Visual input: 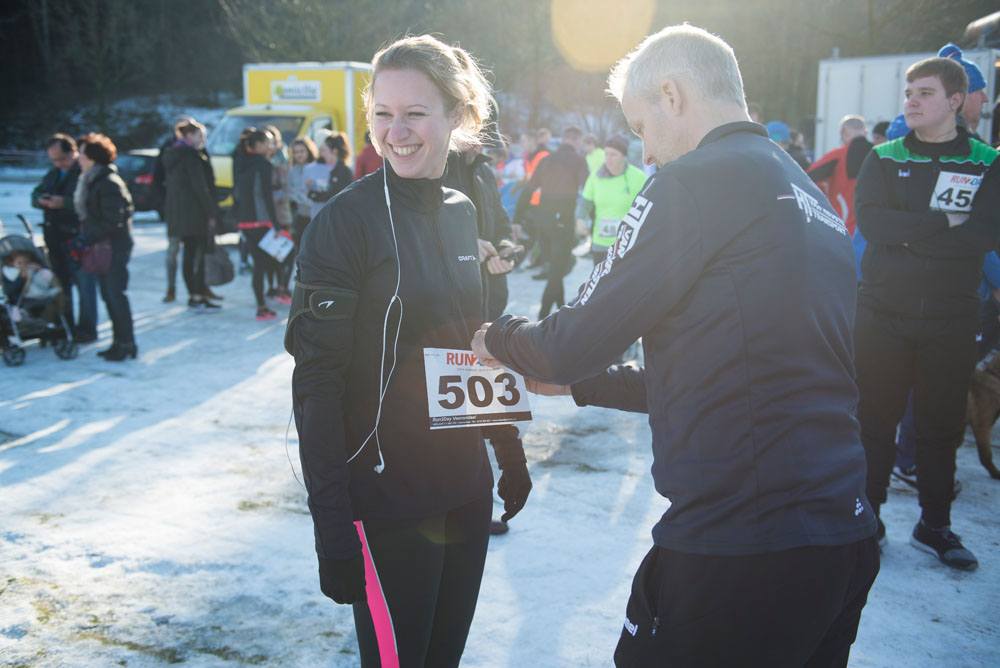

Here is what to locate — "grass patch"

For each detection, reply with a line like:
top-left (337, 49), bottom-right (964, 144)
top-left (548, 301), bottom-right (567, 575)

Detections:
top-left (76, 631), bottom-right (185, 663)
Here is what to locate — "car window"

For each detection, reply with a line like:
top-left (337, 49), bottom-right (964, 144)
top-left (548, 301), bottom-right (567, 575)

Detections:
top-left (309, 117), bottom-right (334, 143)
top-left (116, 155), bottom-right (153, 178)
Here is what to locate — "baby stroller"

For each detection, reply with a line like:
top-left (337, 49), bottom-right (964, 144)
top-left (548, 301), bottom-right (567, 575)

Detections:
top-left (0, 215), bottom-right (78, 366)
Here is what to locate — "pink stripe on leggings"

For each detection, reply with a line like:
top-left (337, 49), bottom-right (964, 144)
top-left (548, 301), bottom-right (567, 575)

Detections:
top-left (356, 521), bottom-right (399, 668)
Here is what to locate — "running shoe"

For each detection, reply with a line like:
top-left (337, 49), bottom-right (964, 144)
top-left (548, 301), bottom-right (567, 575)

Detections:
top-left (910, 520), bottom-right (978, 571)
top-left (489, 519), bottom-right (509, 536)
top-left (256, 307), bottom-right (277, 321)
top-left (189, 299), bottom-right (221, 313)
top-left (274, 293), bottom-right (293, 306)
top-left (891, 464), bottom-right (917, 488)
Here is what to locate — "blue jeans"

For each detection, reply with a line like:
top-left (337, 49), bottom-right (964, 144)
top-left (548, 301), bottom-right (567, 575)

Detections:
top-left (73, 266), bottom-right (99, 339)
top-left (97, 236), bottom-right (135, 345)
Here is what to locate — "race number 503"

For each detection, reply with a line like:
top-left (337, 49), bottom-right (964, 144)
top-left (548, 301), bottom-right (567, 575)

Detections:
top-left (424, 348), bottom-right (533, 430)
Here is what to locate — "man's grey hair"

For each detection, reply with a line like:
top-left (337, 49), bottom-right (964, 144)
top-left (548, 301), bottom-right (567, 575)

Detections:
top-left (839, 115), bottom-right (866, 133)
top-left (608, 24), bottom-right (746, 109)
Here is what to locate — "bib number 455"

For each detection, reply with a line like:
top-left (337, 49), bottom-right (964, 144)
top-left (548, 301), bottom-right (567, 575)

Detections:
top-left (438, 373), bottom-right (521, 409)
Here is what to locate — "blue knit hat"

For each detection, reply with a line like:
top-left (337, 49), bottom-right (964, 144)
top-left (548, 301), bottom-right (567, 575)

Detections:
top-left (886, 114), bottom-right (909, 141)
top-left (766, 121), bottom-right (790, 144)
top-left (937, 43), bottom-right (986, 93)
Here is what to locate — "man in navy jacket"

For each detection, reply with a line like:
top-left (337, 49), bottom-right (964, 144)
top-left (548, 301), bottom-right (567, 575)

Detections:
top-left (473, 25), bottom-right (878, 667)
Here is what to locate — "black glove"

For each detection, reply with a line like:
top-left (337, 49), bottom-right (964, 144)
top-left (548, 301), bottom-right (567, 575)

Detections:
top-left (486, 426), bottom-right (532, 522)
top-left (497, 461), bottom-right (532, 522)
top-left (318, 555), bottom-right (365, 604)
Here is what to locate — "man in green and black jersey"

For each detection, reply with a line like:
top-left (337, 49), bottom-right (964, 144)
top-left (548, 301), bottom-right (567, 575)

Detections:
top-left (854, 56), bottom-right (1000, 571)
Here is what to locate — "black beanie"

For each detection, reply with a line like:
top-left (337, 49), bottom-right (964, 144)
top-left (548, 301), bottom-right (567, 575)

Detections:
top-left (604, 135), bottom-right (630, 156)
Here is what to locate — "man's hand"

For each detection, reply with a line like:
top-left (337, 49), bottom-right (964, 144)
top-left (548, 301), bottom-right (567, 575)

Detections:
top-left (946, 212), bottom-right (969, 228)
top-left (525, 377), bottom-right (571, 396)
top-left (46, 195), bottom-right (65, 209)
top-left (471, 323), bottom-right (502, 368)
top-left (318, 555), bottom-right (366, 605)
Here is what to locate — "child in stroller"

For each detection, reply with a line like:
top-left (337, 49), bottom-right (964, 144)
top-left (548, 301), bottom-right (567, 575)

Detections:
top-left (1, 234), bottom-right (78, 366)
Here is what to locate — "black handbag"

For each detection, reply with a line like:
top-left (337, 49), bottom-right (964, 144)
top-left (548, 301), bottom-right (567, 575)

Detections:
top-left (204, 244), bottom-right (235, 286)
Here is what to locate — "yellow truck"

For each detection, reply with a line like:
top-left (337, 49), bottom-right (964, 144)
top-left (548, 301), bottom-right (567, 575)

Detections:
top-left (205, 61), bottom-right (373, 207)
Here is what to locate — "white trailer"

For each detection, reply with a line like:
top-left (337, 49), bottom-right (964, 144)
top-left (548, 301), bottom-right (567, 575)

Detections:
top-left (814, 49), bottom-right (999, 156)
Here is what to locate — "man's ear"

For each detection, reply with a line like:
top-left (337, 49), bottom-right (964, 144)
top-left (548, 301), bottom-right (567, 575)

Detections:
top-left (950, 92), bottom-right (966, 113)
top-left (659, 78), bottom-right (684, 118)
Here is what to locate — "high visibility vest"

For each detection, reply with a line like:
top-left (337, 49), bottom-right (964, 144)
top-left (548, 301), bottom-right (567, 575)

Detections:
top-left (525, 149), bottom-right (549, 206)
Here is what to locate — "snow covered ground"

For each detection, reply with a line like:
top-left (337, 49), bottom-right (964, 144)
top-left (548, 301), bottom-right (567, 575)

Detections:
top-left (1, 196), bottom-right (999, 666)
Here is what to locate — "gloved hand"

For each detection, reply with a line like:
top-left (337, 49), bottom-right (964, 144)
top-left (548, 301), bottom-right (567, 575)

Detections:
top-left (318, 555), bottom-right (365, 604)
top-left (497, 461), bottom-right (532, 522)
top-left (485, 426), bottom-right (532, 522)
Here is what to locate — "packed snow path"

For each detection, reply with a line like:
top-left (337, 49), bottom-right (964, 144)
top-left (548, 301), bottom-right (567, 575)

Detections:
top-left (1, 218), bottom-right (998, 667)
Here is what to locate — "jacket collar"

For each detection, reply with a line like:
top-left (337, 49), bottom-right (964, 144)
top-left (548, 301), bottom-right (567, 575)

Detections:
top-left (697, 121), bottom-right (769, 149)
top-left (384, 159), bottom-right (444, 214)
top-left (903, 126), bottom-right (971, 158)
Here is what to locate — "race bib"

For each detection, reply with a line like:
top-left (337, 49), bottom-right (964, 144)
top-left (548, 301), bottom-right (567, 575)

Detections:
top-left (930, 171), bottom-right (981, 213)
top-left (423, 348), bottom-right (532, 430)
top-left (598, 218), bottom-right (619, 240)
top-left (258, 229), bottom-right (295, 262)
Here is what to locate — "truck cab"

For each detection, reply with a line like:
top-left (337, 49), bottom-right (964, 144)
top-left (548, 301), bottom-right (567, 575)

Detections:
top-left (208, 61), bottom-right (372, 209)
top-left (206, 104), bottom-right (334, 207)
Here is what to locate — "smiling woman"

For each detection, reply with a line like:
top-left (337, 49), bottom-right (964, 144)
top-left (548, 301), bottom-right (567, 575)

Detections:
top-left (365, 35), bottom-right (495, 179)
top-left (285, 34), bottom-right (532, 668)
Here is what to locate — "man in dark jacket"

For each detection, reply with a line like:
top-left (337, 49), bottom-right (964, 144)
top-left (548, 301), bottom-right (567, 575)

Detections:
top-left (473, 25), bottom-right (878, 667)
top-left (853, 57), bottom-right (1000, 571)
top-left (514, 127), bottom-right (589, 318)
top-left (163, 119), bottom-right (219, 311)
top-left (31, 133), bottom-right (97, 341)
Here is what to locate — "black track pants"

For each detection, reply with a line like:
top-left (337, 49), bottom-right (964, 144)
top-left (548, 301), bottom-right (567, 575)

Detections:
top-left (854, 304), bottom-right (977, 527)
top-left (614, 538), bottom-right (879, 667)
top-left (352, 495), bottom-right (492, 668)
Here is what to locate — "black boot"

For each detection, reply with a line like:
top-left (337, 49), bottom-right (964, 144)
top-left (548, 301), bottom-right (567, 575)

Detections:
top-left (102, 342), bottom-right (138, 361)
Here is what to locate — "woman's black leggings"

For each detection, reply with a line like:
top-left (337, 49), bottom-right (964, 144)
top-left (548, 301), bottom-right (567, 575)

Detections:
top-left (244, 228), bottom-right (275, 307)
top-left (352, 495), bottom-right (492, 668)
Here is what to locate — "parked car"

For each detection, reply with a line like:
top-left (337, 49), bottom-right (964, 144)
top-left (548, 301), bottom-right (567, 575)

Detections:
top-left (116, 149), bottom-right (161, 216)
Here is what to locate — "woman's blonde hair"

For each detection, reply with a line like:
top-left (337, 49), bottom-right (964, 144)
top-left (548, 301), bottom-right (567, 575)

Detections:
top-left (364, 34), bottom-right (495, 151)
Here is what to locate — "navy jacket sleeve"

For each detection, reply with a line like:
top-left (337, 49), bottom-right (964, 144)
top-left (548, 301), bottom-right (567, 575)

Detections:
top-left (486, 172), bottom-right (706, 386)
top-left (571, 365), bottom-right (647, 413)
top-left (855, 152), bottom-right (949, 245)
top-left (288, 205), bottom-right (366, 561)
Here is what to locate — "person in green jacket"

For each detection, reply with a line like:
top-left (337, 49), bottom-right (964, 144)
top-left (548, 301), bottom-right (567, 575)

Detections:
top-left (582, 135), bottom-right (647, 264)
